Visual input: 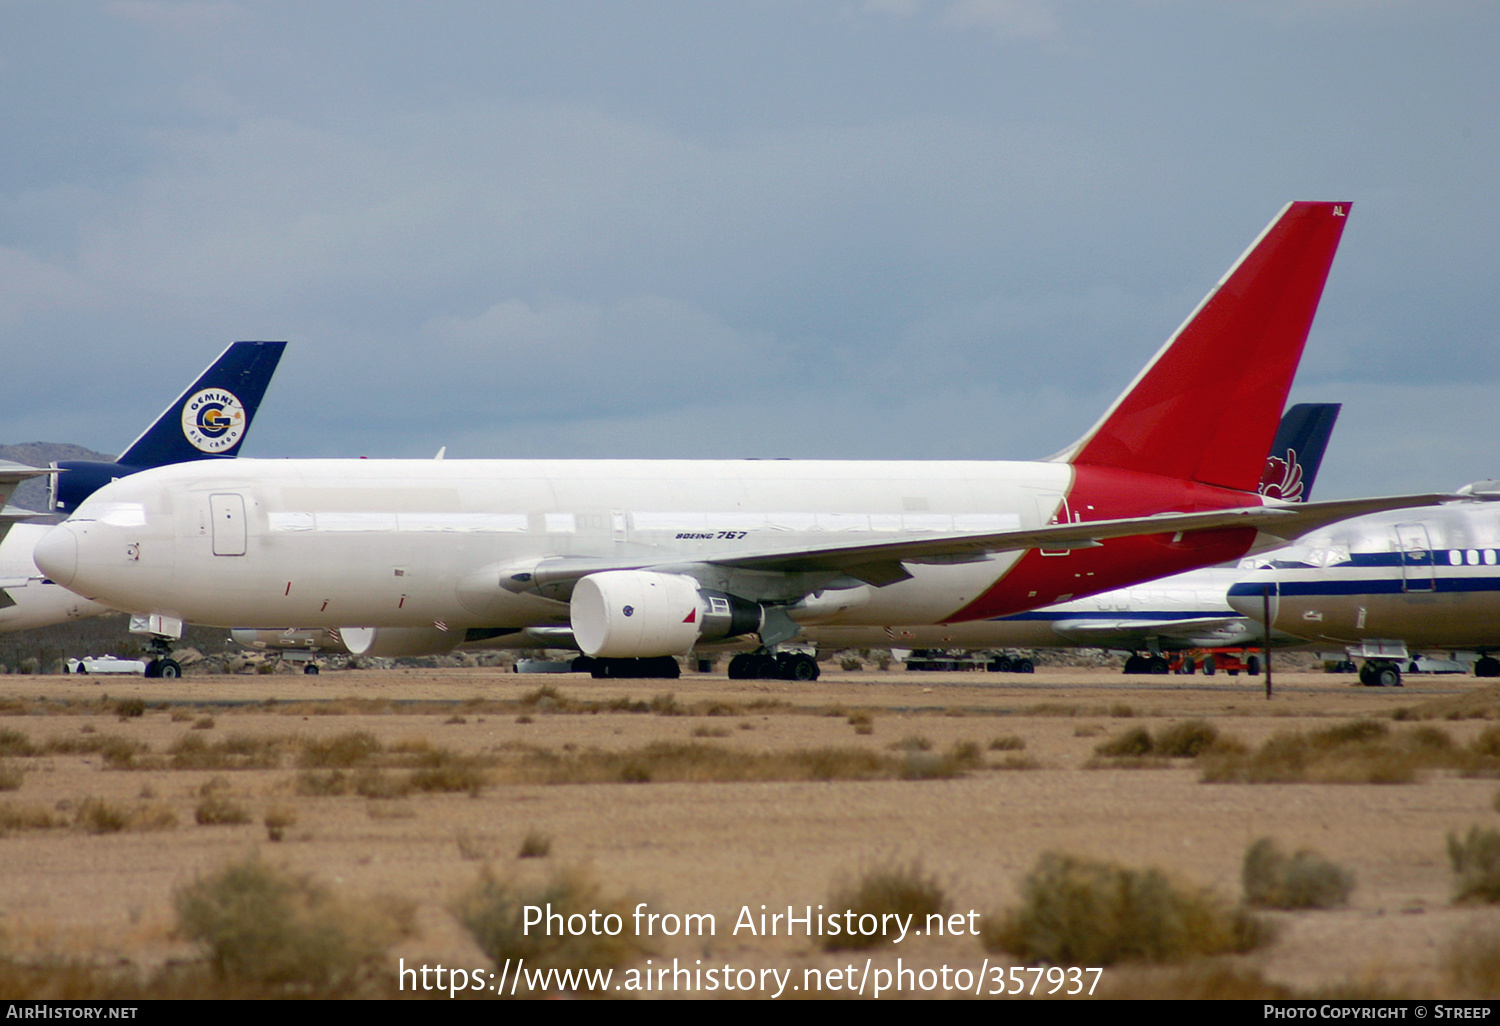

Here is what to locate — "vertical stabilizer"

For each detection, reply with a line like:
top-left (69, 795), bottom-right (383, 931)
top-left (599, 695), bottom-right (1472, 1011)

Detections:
top-left (1062, 203), bottom-right (1350, 493)
top-left (116, 340), bottom-right (286, 466)
top-left (1260, 402), bottom-right (1341, 503)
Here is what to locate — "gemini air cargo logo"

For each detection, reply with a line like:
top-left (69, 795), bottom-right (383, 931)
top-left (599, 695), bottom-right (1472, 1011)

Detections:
top-left (180, 388), bottom-right (247, 453)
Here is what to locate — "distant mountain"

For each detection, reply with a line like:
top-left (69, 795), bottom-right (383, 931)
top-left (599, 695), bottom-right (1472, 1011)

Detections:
top-left (0, 442), bottom-right (113, 513)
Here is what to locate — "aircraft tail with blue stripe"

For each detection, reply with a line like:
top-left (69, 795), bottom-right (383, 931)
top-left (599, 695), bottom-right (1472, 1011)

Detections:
top-left (1259, 402), bottom-right (1340, 504)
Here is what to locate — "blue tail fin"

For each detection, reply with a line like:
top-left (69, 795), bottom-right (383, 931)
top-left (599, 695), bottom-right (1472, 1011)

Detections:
top-left (1259, 402), bottom-right (1340, 503)
top-left (50, 341), bottom-right (286, 511)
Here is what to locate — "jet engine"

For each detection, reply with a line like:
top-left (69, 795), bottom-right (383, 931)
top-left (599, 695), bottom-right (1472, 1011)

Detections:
top-left (570, 571), bottom-right (762, 658)
top-left (339, 626), bottom-right (462, 658)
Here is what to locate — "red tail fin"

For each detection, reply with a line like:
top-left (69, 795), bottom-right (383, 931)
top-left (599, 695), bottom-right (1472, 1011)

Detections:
top-left (1062, 202), bottom-right (1351, 493)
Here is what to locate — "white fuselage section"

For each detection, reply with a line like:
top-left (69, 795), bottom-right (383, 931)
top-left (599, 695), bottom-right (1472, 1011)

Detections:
top-left (0, 523), bottom-right (113, 632)
top-left (41, 457), bottom-right (1074, 633)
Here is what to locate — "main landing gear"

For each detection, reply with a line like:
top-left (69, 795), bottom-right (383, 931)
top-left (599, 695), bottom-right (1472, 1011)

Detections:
top-left (141, 636), bottom-right (182, 679)
top-left (1358, 660), bottom-right (1402, 687)
top-left (727, 651), bottom-right (820, 681)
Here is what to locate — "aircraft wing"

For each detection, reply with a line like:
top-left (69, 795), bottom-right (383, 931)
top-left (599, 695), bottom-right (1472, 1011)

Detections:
top-left (706, 491), bottom-right (1458, 587)
top-left (0, 464), bottom-right (54, 547)
top-left (1050, 615), bottom-right (1256, 649)
top-left (509, 491), bottom-right (1457, 599)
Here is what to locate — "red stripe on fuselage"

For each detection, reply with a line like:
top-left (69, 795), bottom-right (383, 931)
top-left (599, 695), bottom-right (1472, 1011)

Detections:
top-left (946, 464), bottom-right (1261, 622)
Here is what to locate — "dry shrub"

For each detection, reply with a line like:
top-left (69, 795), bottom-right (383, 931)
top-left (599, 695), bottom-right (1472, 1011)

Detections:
top-left (505, 742), bottom-right (943, 785)
top-left (1201, 720), bottom-right (1448, 784)
top-left (354, 768), bottom-right (413, 799)
top-left (1096, 726), bottom-right (1154, 757)
top-left (1241, 838), bottom-right (1354, 909)
top-left (195, 779), bottom-right (251, 826)
top-left (1444, 927), bottom-right (1500, 996)
top-left (1155, 720), bottom-right (1223, 759)
top-left (824, 861), bottom-right (948, 950)
top-left (984, 852), bottom-right (1270, 965)
top-left (691, 725), bottom-right (731, 739)
top-left (263, 805), bottom-right (296, 842)
top-left (170, 733), bottom-right (283, 770)
top-left (1096, 720), bottom-right (1227, 761)
top-left (454, 866), bottom-right (645, 985)
top-left (0, 727), bottom-right (36, 757)
top-left (297, 731), bottom-right (382, 769)
top-left (42, 734), bottom-right (151, 769)
top-left (0, 800), bottom-right (59, 834)
top-left (407, 749), bottom-right (490, 794)
top-left (0, 762), bottom-right (22, 791)
top-left (193, 716), bottom-right (216, 731)
top-left (175, 853), bottom-right (413, 991)
top-left (114, 698), bottom-right (146, 720)
top-left (74, 796), bottom-right (176, 834)
top-left (518, 829), bottom-right (552, 859)
top-left (1449, 826), bottom-right (1500, 903)
top-left (989, 735), bottom-right (1026, 751)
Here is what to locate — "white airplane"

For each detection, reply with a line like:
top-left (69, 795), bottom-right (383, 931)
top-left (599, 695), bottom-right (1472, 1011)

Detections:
top-left (34, 202), bottom-right (1449, 680)
top-left (1227, 486), bottom-right (1500, 687)
top-left (0, 342), bottom-right (285, 638)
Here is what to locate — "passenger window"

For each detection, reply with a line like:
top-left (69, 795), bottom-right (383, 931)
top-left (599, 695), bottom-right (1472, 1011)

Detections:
top-left (1489, 550), bottom-right (1498, 566)
top-left (1450, 550), bottom-right (1463, 566)
top-left (1469, 550), bottom-right (1481, 565)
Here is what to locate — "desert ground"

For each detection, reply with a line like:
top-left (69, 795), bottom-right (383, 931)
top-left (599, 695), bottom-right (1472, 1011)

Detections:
top-left (3, 661), bottom-right (1500, 999)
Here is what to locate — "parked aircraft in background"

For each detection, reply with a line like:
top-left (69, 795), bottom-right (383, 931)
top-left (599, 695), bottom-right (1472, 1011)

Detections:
top-left (805, 403), bottom-right (1341, 675)
top-left (1228, 484), bottom-right (1500, 687)
top-left (0, 342), bottom-right (285, 638)
top-left (38, 202), bottom-right (1447, 680)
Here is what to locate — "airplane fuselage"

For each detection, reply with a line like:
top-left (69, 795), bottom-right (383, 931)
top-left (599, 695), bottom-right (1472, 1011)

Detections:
top-left (1228, 503), bottom-right (1500, 651)
top-left (39, 456), bottom-right (1263, 640)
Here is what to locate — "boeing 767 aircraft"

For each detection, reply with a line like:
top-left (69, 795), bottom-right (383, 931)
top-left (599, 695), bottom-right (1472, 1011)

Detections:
top-left (33, 202), bottom-right (1451, 678)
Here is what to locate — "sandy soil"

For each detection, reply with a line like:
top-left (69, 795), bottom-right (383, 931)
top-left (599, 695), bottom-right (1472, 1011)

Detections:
top-left (2, 663), bottom-right (1499, 999)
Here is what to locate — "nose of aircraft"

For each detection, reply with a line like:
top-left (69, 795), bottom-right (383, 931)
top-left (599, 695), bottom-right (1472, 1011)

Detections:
top-left (34, 523), bottom-right (78, 589)
top-left (1226, 580), bottom-right (1278, 622)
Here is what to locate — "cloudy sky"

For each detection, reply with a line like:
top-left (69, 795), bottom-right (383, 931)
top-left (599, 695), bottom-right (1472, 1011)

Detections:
top-left (2, 1), bottom-right (1496, 500)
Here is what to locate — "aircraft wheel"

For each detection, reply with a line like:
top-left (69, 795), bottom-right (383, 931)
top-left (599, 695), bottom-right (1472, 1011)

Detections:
top-left (1477, 656), bottom-right (1500, 678)
top-left (780, 653), bottom-right (819, 682)
top-left (1123, 655), bottom-right (1145, 675)
top-left (990, 656), bottom-right (1014, 673)
top-left (144, 660), bottom-right (162, 679)
top-left (304, 664), bottom-right (319, 675)
top-left (1147, 656), bottom-right (1170, 675)
top-left (1015, 658), bottom-right (1034, 674)
top-left (648, 656), bottom-right (681, 679)
top-left (571, 656), bottom-right (596, 674)
top-left (158, 659), bottom-right (182, 679)
top-left (727, 654), bottom-right (754, 680)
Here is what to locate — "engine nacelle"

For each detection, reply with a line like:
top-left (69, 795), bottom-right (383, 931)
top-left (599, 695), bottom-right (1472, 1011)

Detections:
top-left (570, 571), bottom-right (762, 658)
top-left (339, 626), bottom-right (462, 658)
